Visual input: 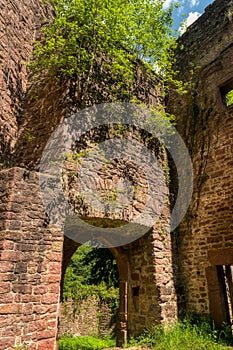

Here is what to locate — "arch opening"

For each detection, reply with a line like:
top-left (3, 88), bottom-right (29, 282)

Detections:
top-left (58, 235), bottom-right (128, 346)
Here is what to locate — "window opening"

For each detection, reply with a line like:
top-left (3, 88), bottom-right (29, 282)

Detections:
top-left (220, 79), bottom-right (233, 107)
top-left (132, 286), bottom-right (140, 297)
top-left (132, 286), bottom-right (140, 311)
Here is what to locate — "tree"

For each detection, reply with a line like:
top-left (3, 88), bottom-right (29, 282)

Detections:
top-left (82, 247), bottom-right (119, 288)
top-left (32, 0), bottom-right (179, 84)
top-left (63, 245), bottom-right (119, 301)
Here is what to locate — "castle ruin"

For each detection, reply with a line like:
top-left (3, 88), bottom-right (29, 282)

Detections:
top-left (0, 0), bottom-right (232, 349)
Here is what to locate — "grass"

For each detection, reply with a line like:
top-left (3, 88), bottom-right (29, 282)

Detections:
top-left (58, 318), bottom-right (233, 350)
top-left (58, 335), bottom-right (115, 350)
top-left (127, 318), bottom-right (233, 350)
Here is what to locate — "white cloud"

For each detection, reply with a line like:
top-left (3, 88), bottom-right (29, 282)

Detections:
top-left (162, 0), bottom-right (174, 10)
top-left (186, 11), bottom-right (201, 26)
top-left (179, 11), bottom-right (201, 34)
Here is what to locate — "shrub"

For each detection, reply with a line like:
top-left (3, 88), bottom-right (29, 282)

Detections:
top-left (127, 318), bottom-right (233, 350)
top-left (59, 335), bottom-right (115, 350)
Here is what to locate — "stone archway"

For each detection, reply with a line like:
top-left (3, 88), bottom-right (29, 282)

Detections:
top-left (0, 2), bottom-right (178, 346)
top-left (59, 235), bottom-right (130, 346)
top-left (0, 101), bottom-right (179, 349)
top-left (55, 121), bottom-right (179, 344)
top-left (0, 117), bottom-right (179, 349)
top-left (59, 220), bottom-right (178, 347)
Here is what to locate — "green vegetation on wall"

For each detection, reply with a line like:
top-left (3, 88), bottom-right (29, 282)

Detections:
top-left (31, 0), bottom-right (180, 91)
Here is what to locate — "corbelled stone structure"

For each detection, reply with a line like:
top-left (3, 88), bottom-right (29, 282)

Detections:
top-left (0, 0), bottom-right (232, 349)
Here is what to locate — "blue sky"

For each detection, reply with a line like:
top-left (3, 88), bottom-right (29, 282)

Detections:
top-left (163, 0), bottom-right (215, 31)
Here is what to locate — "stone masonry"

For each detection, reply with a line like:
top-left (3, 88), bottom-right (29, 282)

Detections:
top-left (0, 1), bottom-right (177, 349)
top-left (168, 0), bottom-right (233, 322)
top-left (0, 167), bottom-right (63, 350)
top-left (0, 0), bottom-right (53, 165)
top-left (0, 0), bottom-right (233, 349)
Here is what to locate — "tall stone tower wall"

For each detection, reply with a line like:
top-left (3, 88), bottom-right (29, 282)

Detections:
top-left (169, 0), bottom-right (233, 322)
top-left (0, 0), bottom-right (52, 164)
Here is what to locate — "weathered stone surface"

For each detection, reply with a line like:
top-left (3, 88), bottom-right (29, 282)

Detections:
top-left (0, 168), bottom-right (62, 350)
top-left (0, 0), bottom-right (232, 349)
top-left (168, 0), bottom-right (233, 320)
top-left (0, 0), bottom-right (52, 167)
top-left (59, 296), bottom-right (114, 338)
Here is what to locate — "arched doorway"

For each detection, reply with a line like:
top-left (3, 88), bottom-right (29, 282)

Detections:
top-left (59, 235), bottom-right (129, 346)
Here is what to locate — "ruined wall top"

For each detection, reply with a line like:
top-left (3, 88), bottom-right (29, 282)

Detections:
top-left (1, 0), bottom-right (233, 169)
top-left (176, 0), bottom-right (233, 74)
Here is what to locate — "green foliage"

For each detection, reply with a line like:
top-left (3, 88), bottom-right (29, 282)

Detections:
top-left (59, 335), bottom-right (115, 350)
top-left (63, 246), bottom-right (119, 297)
top-left (62, 245), bottom-right (119, 315)
top-left (81, 247), bottom-right (119, 288)
top-left (127, 318), bottom-right (233, 350)
top-left (62, 245), bottom-right (93, 301)
top-left (13, 345), bottom-right (29, 350)
top-left (226, 89), bottom-right (233, 106)
top-left (31, 0), bottom-right (180, 86)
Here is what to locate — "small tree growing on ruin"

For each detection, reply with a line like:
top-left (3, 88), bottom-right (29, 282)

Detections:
top-left (31, 0), bottom-right (180, 93)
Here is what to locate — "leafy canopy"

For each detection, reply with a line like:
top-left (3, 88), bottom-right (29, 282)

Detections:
top-left (32, 0), bottom-right (179, 82)
top-left (63, 245), bottom-right (119, 302)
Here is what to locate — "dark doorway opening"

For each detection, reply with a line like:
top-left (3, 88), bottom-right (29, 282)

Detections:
top-left (207, 264), bottom-right (233, 328)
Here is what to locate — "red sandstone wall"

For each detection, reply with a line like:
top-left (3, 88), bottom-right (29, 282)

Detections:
top-left (0, 168), bottom-right (63, 350)
top-left (175, 0), bottom-right (233, 73)
top-left (1, 0), bottom-right (232, 347)
top-left (126, 226), bottom-right (177, 336)
top-left (0, 0), bottom-right (51, 164)
top-left (0, 2), bottom-right (176, 343)
top-left (169, 0), bottom-right (233, 319)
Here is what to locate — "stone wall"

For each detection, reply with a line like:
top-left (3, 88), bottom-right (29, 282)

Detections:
top-left (0, 167), bottom-right (63, 350)
top-left (0, 1), bottom-right (177, 345)
top-left (1, 0), bottom-right (233, 348)
top-left (59, 296), bottom-right (114, 338)
top-left (168, 0), bottom-right (233, 320)
top-left (0, 165), bottom-right (177, 348)
top-left (60, 122), bottom-right (178, 340)
top-left (13, 72), bottom-right (163, 170)
top-left (174, 0), bottom-right (233, 73)
top-left (124, 227), bottom-right (177, 337)
top-left (0, 0), bottom-right (52, 165)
